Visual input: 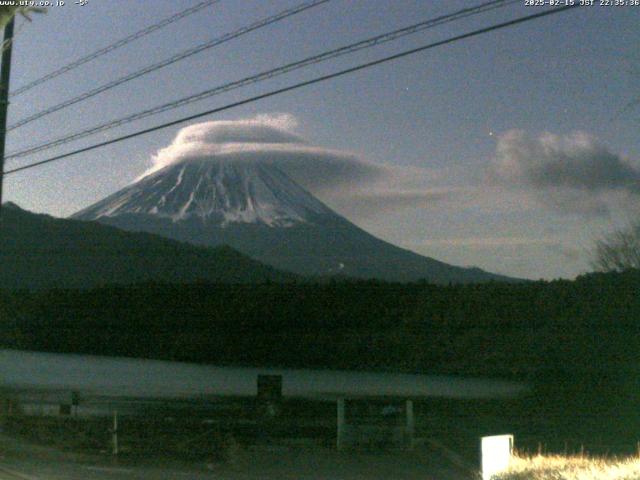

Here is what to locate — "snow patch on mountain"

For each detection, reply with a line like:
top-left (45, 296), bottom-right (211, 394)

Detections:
top-left (73, 158), bottom-right (335, 227)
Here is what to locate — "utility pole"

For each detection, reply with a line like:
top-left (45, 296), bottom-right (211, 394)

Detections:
top-left (0, 17), bottom-right (15, 218)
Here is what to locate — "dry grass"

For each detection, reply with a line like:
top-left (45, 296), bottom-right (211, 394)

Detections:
top-left (493, 453), bottom-right (640, 480)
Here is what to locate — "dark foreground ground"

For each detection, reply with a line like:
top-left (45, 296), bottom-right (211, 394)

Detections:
top-left (0, 433), bottom-right (476, 480)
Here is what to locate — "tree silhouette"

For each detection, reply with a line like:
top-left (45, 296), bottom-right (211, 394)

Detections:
top-left (592, 222), bottom-right (640, 272)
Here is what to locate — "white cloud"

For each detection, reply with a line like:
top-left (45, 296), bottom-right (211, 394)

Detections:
top-left (142, 114), bottom-right (385, 187)
top-left (487, 130), bottom-right (640, 217)
top-left (140, 114), bottom-right (448, 217)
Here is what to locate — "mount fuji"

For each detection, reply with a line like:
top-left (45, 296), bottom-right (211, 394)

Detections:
top-left (73, 157), bottom-right (511, 283)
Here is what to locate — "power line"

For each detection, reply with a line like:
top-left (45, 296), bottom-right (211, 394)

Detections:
top-left (4, 4), bottom-right (579, 177)
top-left (6, 0), bottom-right (513, 157)
top-left (7, 0), bottom-right (330, 131)
top-left (9, 0), bottom-right (221, 98)
top-left (6, 0), bottom-right (517, 160)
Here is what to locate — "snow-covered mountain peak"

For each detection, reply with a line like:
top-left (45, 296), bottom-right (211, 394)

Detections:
top-left (72, 158), bottom-right (335, 228)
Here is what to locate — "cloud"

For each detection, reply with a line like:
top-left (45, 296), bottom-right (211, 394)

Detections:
top-left (141, 114), bottom-right (448, 217)
top-left (334, 188), bottom-right (466, 219)
top-left (488, 130), bottom-right (640, 216)
top-left (410, 236), bottom-right (561, 248)
top-left (168, 114), bottom-right (303, 147)
top-left (142, 114), bottom-right (386, 190)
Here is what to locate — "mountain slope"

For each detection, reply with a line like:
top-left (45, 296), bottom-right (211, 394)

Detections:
top-left (73, 158), bottom-right (514, 283)
top-left (0, 202), bottom-right (296, 290)
top-left (74, 159), bottom-right (334, 227)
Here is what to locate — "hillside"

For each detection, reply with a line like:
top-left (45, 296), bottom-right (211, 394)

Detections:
top-left (2, 270), bottom-right (638, 379)
top-left (0, 202), bottom-right (296, 289)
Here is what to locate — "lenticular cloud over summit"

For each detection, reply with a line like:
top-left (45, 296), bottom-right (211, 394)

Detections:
top-left (141, 114), bottom-right (386, 194)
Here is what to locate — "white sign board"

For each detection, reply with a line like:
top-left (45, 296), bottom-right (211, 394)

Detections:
top-left (481, 434), bottom-right (513, 480)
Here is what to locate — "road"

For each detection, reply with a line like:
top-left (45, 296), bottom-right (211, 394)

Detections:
top-left (0, 433), bottom-right (474, 479)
